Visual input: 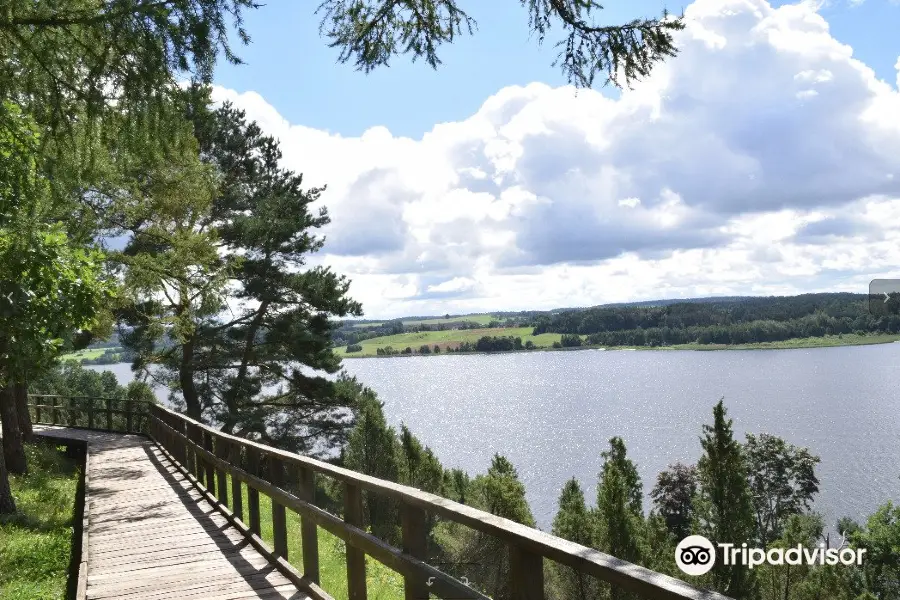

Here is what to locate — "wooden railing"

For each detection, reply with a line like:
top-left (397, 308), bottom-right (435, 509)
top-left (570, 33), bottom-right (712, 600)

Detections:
top-left (28, 394), bottom-right (151, 434)
top-left (27, 396), bottom-right (732, 600)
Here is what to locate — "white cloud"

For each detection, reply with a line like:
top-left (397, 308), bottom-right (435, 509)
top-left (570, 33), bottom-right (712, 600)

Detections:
top-left (212, 0), bottom-right (900, 318)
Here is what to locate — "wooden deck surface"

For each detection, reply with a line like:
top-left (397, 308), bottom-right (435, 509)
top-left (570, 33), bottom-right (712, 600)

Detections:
top-left (34, 426), bottom-right (311, 600)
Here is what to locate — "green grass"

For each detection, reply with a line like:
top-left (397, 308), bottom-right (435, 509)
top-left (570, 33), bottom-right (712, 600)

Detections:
top-left (345, 327), bottom-right (566, 357)
top-left (657, 333), bottom-right (900, 351)
top-left (345, 331), bottom-right (900, 357)
top-left (226, 475), bottom-right (405, 600)
top-left (57, 347), bottom-right (121, 362)
top-left (0, 443), bottom-right (79, 600)
top-left (351, 314), bottom-right (497, 329)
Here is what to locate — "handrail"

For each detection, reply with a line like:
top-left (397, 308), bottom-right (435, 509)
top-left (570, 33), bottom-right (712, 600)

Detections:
top-left (27, 394), bottom-right (152, 434)
top-left (26, 395), bottom-right (733, 600)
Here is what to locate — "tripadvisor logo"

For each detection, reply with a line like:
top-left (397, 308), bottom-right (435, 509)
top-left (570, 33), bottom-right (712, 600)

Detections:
top-left (675, 535), bottom-right (867, 576)
top-left (676, 535), bottom-right (716, 576)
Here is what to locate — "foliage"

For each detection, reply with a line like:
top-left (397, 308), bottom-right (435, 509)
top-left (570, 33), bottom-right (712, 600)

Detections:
top-left (850, 502), bottom-right (900, 599)
top-left (0, 0), bottom-right (258, 138)
top-left (744, 433), bottom-right (820, 547)
top-left (651, 462), bottom-right (697, 541)
top-left (343, 382), bottom-right (402, 543)
top-left (695, 399), bottom-right (757, 598)
top-left (118, 94), bottom-right (362, 453)
top-left (531, 293), bottom-right (900, 348)
top-left (316, 0), bottom-right (684, 88)
top-left (594, 437), bottom-right (643, 599)
top-left (549, 478), bottom-right (599, 600)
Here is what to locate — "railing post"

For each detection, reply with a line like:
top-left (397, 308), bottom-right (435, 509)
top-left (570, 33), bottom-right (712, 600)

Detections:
top-left (87, 398), bottom-right (94, 429)
top-left (229, 441), bottom-right (243, 522)
top-left (509, 546), bottom-right (544, 600)
top-left (344, 482), bottom-right (368, 600)
top-left (214, 434), bottom-right (229, 508)
top-left (105, 398), bottom-right (112, 431)
top-left (68, 396), bottom-right (75, 426)
top-left (189, 423), bottom-right (203, 479)
top-left (202, 429), bottom-right (216, 494)
top-left (51, 396), bottom-right (58, 425)
top-left (270, 456), bottom-right (288, 559)
top-left (181, 420), bottom-right (194, 476)
top-left (298, 466), bottom-right (320, 583)
top-left (401, 503), bottom-right (429, 600)
top-left (35, 399), bottom-right (41, 424)
top-left (126, 400), bottom-right (133, 433)
top-left (246, 447), bottom-right (261, 536)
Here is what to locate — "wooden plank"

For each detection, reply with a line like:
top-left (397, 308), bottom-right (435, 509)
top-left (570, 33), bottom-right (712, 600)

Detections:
top-left (230, 440), bottom-right (244, 522)
top-left (510, 546), bottom-right (544, 600)
top-left (246, 447), bottom-right (261, 536)
top-left (401, 503), bottom-right (429, 600)
top-left (28, 426), bottom-right (312, 600)
top-left (214, 433), bottom-right (230, 509)
top-left (298, 466), bottom-right (320, 583)
top-left (344, 483), bottom-right (367, 600)
top-left (270, 456), bottom-right (288, 559)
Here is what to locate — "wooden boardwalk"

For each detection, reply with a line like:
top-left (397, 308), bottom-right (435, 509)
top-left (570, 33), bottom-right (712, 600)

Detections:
top-left (34, 426), bottom-right (311, 600)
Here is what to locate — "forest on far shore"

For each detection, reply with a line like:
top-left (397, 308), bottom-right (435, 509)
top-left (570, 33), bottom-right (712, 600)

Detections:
top-left (334, 292), bottom-right (900, 353)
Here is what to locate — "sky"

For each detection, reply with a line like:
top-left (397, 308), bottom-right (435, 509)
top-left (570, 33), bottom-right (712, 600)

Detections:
top-left (211, 0), bottom-right (900, 319)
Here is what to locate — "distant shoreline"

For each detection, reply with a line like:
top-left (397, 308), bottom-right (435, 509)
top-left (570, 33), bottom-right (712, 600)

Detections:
top-left (342, 333), bottom-right (900, 358)
top-left (60, 333), bottom-right (900, 365)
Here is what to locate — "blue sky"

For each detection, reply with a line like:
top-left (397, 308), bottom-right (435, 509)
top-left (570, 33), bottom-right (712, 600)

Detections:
top-left (211, 0), bottom-right (900, 318)
top-left (215, 1), bottom-right (900, 138)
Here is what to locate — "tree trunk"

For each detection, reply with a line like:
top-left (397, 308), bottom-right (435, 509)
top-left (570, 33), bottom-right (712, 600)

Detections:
top-left (0, 440), bottom-right (15, 514)
top-left (14, 378), bottom-right (32, 442)
top-left (180, 338), bottom-right (202, 421)
top-left (0, 384), bottom-right (27, 475)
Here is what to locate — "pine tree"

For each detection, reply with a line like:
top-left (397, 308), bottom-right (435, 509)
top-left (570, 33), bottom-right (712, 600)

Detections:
top-left (343, 382), bottom-right (402, 544)
top-left (594, 437), bottom-right (643, 600)
top-left (695, 399), bottom-right (757, 598)
top-left (119, 92), bottom-right (363, 453)
top-left (551, 478), bottom-right (600, 600)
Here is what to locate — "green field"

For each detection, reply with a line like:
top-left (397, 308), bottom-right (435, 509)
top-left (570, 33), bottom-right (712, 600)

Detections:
top-left (660, 333), bottom-right (900, 351)
top-left (343, 331), bottom-right (900, 358)
top-left (0, 443), bottom-right (79, 600)
top-left (57, 347), bottom-right (123, 362)
top-left (344, 327), bottom-right (565, 356)
top-left (351, 314), bottom-right (497, 329)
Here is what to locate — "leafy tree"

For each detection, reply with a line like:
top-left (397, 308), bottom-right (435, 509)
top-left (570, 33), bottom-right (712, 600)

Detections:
top-left (744, 433), bottom-right (820, 547)
top-left (850, 502), bottom-right (900, 599)
top-left (551, 478), bottom-right (600, 600)
top-left (433, 345), bottom-right (440, 354)
top-left (418, 344), bottom-right (431, 354)
top-left (651, 462), bottom-right (698, 541)
top-left (0, 106), bottom-right (112, 497)
top-left (345, 344), bottom-right (363, 353)
top-left (756, 513), bottom-right (824, 600)
top-left (317, 0), bottom-right (684, 88)
top-left (695, 400), bottom-right (757, 598)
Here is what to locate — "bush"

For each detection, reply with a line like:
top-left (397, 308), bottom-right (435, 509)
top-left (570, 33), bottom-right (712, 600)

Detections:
top-left (345, 343), bottom-right (363, 353)
top-left (560, 334), bottom-right (582, 347)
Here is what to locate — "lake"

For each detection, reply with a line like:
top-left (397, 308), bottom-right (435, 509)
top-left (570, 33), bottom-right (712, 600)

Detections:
top-left (89, 343), bottom-right (900, 532)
